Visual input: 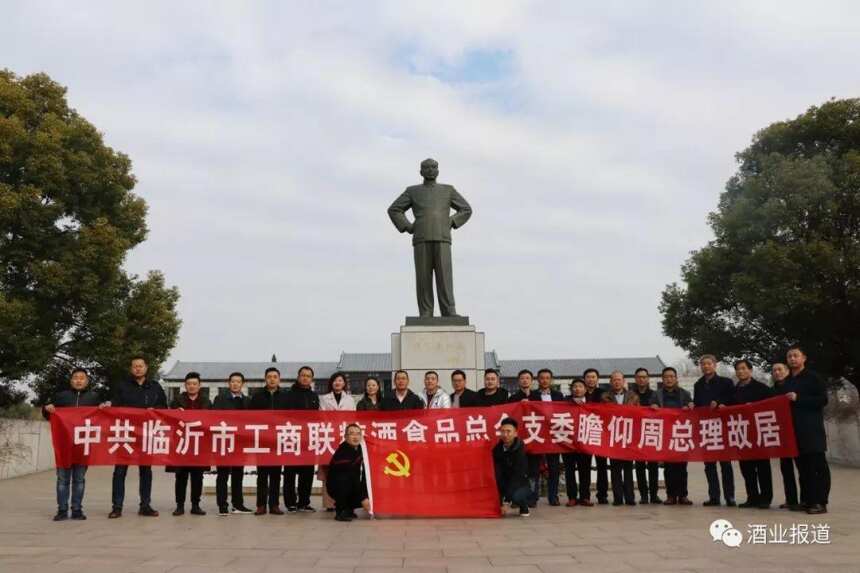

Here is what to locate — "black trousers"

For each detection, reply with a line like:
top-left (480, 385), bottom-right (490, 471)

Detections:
top-left (635, 461), bottom-right (659, 501)
top-left (797, 452), bottom-right (829, 506)
top-left (595, 455), bottom-right (609, 501)
top-left (216, 466), bottom-right (245, 509)
top-left (283, 465), bottom-right (314, 508)
top-left (739, 459), bottom-right (773, 505)
top-left (327, 478), bottom-right (368, 514)
top-left (610, 459), bottom-right (635, 503)
top-left (256, 466), bottom-right (281, 509)
top-left (175, 468), bottom-right (203, 505)
top-left (704, 461), bottom-right (735, 502)
top-left (664, 462), bottom-right (688, 498)
top-left (779, 457), bottom-right (800, 505)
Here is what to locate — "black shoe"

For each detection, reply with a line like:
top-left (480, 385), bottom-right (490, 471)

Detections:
top-left (806, 504), bottom-right (827, 515)
top-left (231, 505), bottom-right (253, 514)
top-left (757, 503), bottom-right (771, 509)
top-left (71, 510), bottom-right (86, 520)
top-left (190, 504), bottom-right (206, 516)
top-left (597, 498), bottom-right (609, 505)
top-left (139, 506), bottom-right (159, 517)
top-left (334, 511), bottom-right (353, 522)
top-left (527, 502), bottom-right (536, 508)
top-left (703, 499), bottom-right (721, 507)
top-left (519, 507), bottom-right (531, 517)
top-left (548, 499), bottom-right (560, 507)
top-left (286, 506), bottom-right (298, 513)
top-left (725, 499), bottom-right (737, 507)
top-left (639, 498), bottom-right (649, 505)
top-left (789, 503), bottom-right (807, 512)
top-left (625, 500), bottom-right (636, 506)
top-left (108, 508), bottom-right (122, 519)
top-left (172, 505), bottom-right (185, 516)
top-left (53, 511), bottom-right (68, 521)
top-left (612, 500), bottom-right (624, 506)
top-left (298, 505), bottom-right (316, 513)
top-left (218, 507), bottom-right (229, 516)
top-left (738, 500), bottom-right (757, 508)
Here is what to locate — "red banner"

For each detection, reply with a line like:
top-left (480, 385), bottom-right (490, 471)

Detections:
top-left (49, 396), bottom-right (797, 468)
top-left (364, 434), bottom-right (500, 518)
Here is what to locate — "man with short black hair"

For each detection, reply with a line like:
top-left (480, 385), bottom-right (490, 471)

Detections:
top-left (107, 356), bottom-right (167, 519)
top-left (213, 372), bottom-right (253, 515)
top-left (450, 369), bottom-right (479, 407)
top-left (492, 418), bottom-right (531, 517)
top-left (694, 354), bottom-right (736, 507)
top-left (424, 370), bottom-right (451, 409)
top-left (249, 366), bottom-right (288, 515)
top-left (582, 368), bottom-right (609, 504)
top-left (43, 367), bottom-right (103, 521)
top-left (169, 372), bottom-right (211, 517)
top-left (564, 379), bottom-right (590, 507)
top-left (655, 367), bottom-right (694, 506)
top-left (632, 368), bottom-right (661, 504)
top-left (478, 368), bottom-right (509, 406)
top-left (732, 359), bottom-right (774, 509)
top-left (381, 370), bottom-right (425, 410)
top-left (283, 366), bottom-right (321, 513)
top-left (529, 369), bottom-right (564, 506)
top-left (508, 369), bottom-right (536, 402)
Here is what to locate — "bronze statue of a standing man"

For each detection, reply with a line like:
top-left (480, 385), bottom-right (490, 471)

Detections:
top-left (388, 159), bottom-right (472, 318)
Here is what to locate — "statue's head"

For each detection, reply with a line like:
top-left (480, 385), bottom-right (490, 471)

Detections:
top-left (420, 158), bottom-right (439, 182)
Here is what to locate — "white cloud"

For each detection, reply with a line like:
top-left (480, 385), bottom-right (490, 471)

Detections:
top-left (3, 0), bottom-right (858, 370)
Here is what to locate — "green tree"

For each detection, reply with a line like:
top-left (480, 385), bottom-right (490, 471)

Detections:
top-left (0, 70), bottom-right (181, 404)
top-left (661, 98), bottom-right (860, 385)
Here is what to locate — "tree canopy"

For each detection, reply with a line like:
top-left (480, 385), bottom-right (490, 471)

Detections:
top-left (0, 70), bottom-right (180, 404)
top-left (661, 98), bottom-right (860, 384)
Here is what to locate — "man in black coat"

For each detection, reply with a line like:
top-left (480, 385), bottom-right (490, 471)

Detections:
top-left (527, 369), bottom-right (564, 506)
top-left (107, 356), bottom-right (167, 519)
top-left (43, 367), bottom-right (103, 521)
top-left (168, 372), bottom-right (211, 516)
top-left (493, 418), bottom-right (531, 517)
top-left (731, 359), bottom-right (774, 509)
top-left (771, 362), bottom-right (802, 509)
top-left (283, 366), bottom-right (321, 512)
top-left (783, 345), bottom-right (830, 514)
top-left (249, 366), bottom-right (289, 515)
top-left (449, 369), bottom-right (479, 407)
top-left (631, 367), bottom-right (662, 504)
top-left (380, 370), bottom-right (426, 410)
top-left (327, 424), bottom-right (370, 521)
top-left (212, 372), bottom-right (253, 515)
top-left (477, 368), bottom-right (509, 406)
top-left (582, 368), bottom-right (609, 504)
top-left (694, 355), bottom-right (736, 507)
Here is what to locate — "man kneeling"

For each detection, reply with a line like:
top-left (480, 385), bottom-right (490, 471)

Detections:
top-left (493, 418), bottom-right (531, 517)
top-left (326, 424), bottom-right (370, 522)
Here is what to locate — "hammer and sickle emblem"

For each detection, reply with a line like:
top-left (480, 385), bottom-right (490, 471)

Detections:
top-left (383, 450), bottom-right (411, 477)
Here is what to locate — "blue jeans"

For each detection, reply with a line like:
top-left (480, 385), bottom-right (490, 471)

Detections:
top-left (508, 485), bottom-right (531, 511)
top-left (56, 465), bottom-right (88, 512)
top-left (112, 465), bottom-right (153, 510)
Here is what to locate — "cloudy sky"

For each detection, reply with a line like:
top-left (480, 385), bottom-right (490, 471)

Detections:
top-left (3, 1), bottom-right (859, 370)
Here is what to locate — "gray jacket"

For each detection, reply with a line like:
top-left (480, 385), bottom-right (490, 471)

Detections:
top-left (388, 183), bottom-right (472, 245)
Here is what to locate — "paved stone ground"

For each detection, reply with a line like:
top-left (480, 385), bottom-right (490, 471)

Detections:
top-left (1, 462), bottom-right (858, 573)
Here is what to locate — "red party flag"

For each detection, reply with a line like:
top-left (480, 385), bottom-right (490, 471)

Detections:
top-left (363, 432), bottom-right (501, 518)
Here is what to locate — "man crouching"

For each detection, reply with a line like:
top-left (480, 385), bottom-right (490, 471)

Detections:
top-left (493, 418), bottom-right (531, 517)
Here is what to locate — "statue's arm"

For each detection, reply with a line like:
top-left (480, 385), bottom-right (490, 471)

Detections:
top-left (449, 187), bottom-right (472, 229)
top-left (387, 189), bottom-right (414, 234)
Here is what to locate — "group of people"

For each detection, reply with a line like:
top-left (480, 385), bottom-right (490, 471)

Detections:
top-left (43, 344), bottom-right (830, 522)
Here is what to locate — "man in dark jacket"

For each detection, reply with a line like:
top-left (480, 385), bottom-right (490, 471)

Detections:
top-left (107, 356), bottom-right (167, 519)
top-left (694, 354), bottom-right (736, 507)
top-left (582, 368), bottom-right (609, 504)
top-left (655, 367), bottom-right (694, 505)
top-left (631, 367), bottom-right (661, 504)
top-left (283, 366), bottom-right (321, 512)
top-left (492, 418), bottom-right (531, 517)
top-left (450, 369), bottom-right (479, 407)
top-left (730, 359), bottom-right (774, 509)
top-left (168, 372), bottom-right (211, 517)
top-left (249, 366), bottom-right (289, 515)
top-left (327, 424), bottom-right (370, 522)
top-left (527, 369), bottom-right (564, 506)
top-left (477, 368), bottom-right (509, 406)
top-left (212, 371), bottom-right (253, 515)
top-left (508, 369), bottom-right (536, 403)
top-left (43, 367), bottom-right (103, 521)
top-left (380, 370), bottom-right (425, 410)
top-left (783, 345), bottom-right (830, 514)
top-left (603, 371), bottom-right (639, 506)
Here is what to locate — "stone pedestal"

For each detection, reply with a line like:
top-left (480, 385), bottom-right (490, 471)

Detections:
top-left (391, 320), bottom-right (486, 395)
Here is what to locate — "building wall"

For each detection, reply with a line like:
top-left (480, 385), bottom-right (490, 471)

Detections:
top-left (0, 419), bottom-right (55, 480)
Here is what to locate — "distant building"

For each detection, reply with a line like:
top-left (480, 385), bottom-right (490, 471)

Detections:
top-left (162, 352), bottom-right (669, 402)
